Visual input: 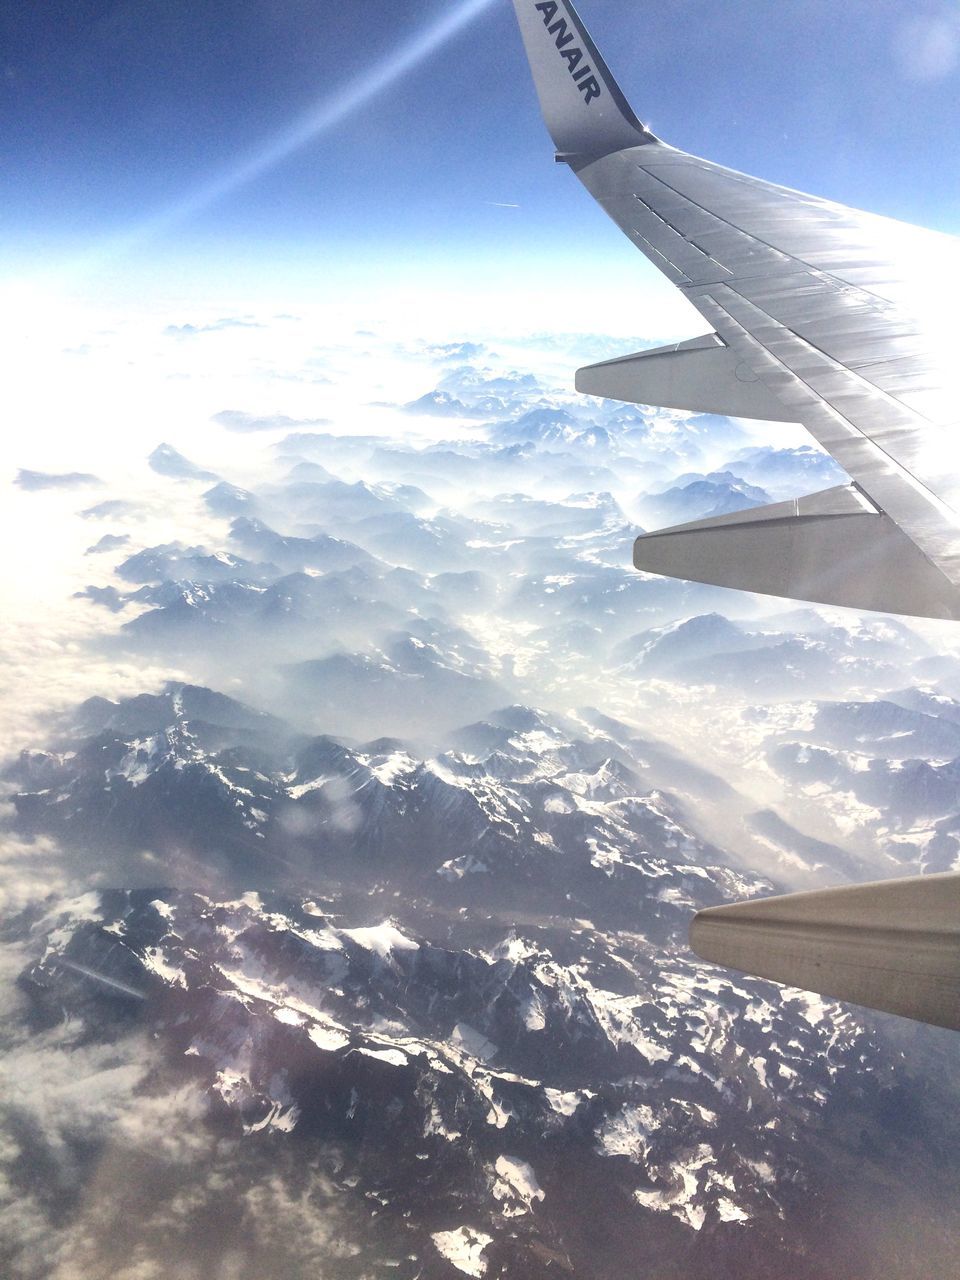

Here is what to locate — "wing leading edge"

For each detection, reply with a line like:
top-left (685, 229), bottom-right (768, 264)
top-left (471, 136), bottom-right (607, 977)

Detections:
top-left (511, 0), bottom-right (960, 620)
top-left (511, 0), bottom-right (960, 1031)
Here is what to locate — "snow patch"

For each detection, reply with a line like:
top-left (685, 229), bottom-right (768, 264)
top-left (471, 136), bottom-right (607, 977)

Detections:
top-left (287, 776), bottom-right (331, 800)
top-left (342, 921), bottom-right (420, 958)
top-left (494, 1154), bottom-right (544, 1212)
top-left (544, 1087), bottom-right (590, 1116)
top-left (307, 1023), bottom-right (350, 1053)
top-left (598, 1103), bottom-right (656, 1163)
top-left (357, 1046), bottom-right (409, 1067)
top-left (717, 1197), bottom-right (750, 1223)
top-left (141, 946), bottom-right (187, 988)
top-left (361, 750), bottom-right (418, 786)
top-left (431, 1227), bottom-right (493, 1278)
top-left (450, 1022), bottom-right (498, 1062)
top-left (633, 1143), bottom-right (716, 1231)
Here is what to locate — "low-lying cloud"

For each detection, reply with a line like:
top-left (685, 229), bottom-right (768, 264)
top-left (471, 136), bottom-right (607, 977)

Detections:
top-left (15, 470), bottom-right (100, 492)
top-left (212, 410), bottom-right (331, 433)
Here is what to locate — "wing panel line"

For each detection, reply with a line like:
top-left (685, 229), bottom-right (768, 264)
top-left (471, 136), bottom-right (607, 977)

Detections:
top-left (694, 289), bottom-right (960, 584)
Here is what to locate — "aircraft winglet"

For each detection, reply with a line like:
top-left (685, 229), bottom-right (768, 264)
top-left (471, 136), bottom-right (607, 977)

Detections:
top-left (511, 0), bottom-right (656, 158)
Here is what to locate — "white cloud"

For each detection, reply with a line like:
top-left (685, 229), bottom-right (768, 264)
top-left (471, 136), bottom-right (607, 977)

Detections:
top-left (0, 1023), bottom-right (228, 1280)
top-left (0, 1033), bottom-right (150, 1162)
top-left (0, 833), bottom-right (68, 915)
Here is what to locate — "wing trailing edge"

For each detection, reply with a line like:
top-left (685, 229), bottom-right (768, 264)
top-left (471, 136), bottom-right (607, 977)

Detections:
top-left (633, 484), bottom-right (960, 619)
top-left (691, 873), bottom-right (960, 1031)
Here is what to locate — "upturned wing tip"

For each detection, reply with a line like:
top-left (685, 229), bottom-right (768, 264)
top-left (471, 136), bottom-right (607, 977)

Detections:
top-left (510, 0), bottom-right (656, 158)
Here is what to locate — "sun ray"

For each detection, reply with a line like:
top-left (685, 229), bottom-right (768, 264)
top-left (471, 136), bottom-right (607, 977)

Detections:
top-left (87, 0), bottom-right (499, 264)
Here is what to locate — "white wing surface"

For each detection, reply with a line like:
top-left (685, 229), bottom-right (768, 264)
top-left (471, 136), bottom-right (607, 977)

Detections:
top-left (512, 0), bottom-right (960, 619)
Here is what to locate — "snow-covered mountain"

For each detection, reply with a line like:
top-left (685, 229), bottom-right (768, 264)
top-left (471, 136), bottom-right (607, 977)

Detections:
top-left (7, 877), bottom-right (886, 1278)
top-left (8, 684), bottom-right (743, 910)
top-left (641, 472), bottom-right (771, 526)
top-left (148, 442), bottom-right (219, 482)
top-left (8, 678), bottom-right (960, 1277)
top-left (7, 334), bottom-right (960, 1280)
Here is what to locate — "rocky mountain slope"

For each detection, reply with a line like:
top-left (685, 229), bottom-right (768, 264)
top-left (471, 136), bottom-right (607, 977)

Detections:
top-left (6, 333), bottom-right (960, 1279)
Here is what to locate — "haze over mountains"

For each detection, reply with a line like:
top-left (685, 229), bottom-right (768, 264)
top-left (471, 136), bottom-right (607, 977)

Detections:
top-left (4, 323), bottom-right (960, 1279)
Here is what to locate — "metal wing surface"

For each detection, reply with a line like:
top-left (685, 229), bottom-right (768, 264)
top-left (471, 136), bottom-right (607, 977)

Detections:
top-left (512, 0), bottom-right (960, 619)
top-left (690, 872), bottom-right (960, 1033)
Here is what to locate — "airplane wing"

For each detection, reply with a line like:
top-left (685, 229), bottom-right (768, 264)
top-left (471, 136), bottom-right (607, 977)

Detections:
top-left (690, 873), bottom-right (960, 1032)
top-left (511, 0), bottom-right (960, 620)
top-left (512, 0), bottom-right (960, 1032)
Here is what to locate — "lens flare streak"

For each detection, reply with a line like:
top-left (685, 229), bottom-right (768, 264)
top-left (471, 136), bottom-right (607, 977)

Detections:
top-left (58, 958), bottom-right (148, 1000)
top-left (114, 0), bottom-right (499, 252)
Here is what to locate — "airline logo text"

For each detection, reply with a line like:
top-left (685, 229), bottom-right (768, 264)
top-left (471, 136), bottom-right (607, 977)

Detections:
top-left (534, 2), bottom-right (602, 104)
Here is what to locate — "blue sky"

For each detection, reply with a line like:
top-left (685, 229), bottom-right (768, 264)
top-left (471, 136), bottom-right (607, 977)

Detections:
top-left (3, 0), bottom-right (959, 300)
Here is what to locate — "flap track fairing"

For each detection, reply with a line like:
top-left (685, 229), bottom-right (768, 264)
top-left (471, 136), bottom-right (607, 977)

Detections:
top-left (576, 334), bottom-right (797, 422)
